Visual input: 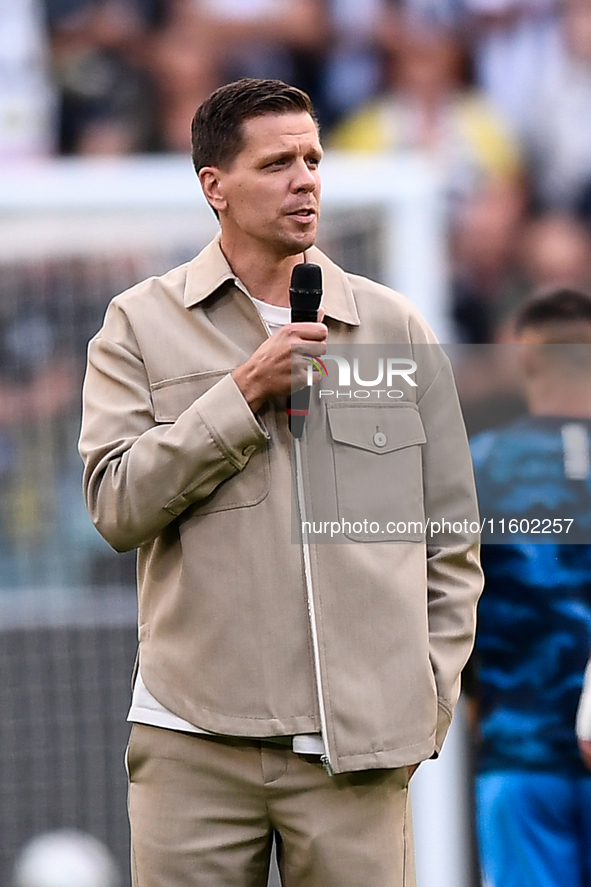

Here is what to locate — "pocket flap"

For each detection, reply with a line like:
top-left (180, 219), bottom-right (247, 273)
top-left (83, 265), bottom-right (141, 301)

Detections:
top-left (326, 403), bottom-right (426, 454)
top-left (151, 370), bottom-right (233, 422)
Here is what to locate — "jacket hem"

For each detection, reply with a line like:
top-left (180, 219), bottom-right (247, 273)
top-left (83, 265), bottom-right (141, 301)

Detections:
top-left (331, 735), bottom-right (437, 774)
top-left (139, 671), bottom-right (321, 738)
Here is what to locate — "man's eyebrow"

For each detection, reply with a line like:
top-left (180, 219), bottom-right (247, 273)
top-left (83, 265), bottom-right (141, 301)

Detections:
top-left (259, 145), bottom-right (323, 166)
top-left (260, 150), bottom-right (293, 164)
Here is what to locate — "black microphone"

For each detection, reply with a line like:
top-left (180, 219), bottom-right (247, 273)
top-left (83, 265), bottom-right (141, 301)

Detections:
top-left (287, 262), bottom-right (323, 438)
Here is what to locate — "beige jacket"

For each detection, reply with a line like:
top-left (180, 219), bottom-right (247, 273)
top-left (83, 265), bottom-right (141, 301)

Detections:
top-left (80, 236), bottom-right (482, 774)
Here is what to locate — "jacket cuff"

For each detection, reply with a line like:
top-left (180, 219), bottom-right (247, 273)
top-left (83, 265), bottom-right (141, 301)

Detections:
top-left (194, 372), bottom-right (269, 471)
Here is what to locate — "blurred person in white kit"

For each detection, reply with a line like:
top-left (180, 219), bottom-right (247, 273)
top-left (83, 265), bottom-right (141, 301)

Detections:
top-left (79, 77), bottom-right (482, 887)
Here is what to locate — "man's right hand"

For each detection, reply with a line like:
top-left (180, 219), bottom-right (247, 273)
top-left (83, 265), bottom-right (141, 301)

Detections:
top-left (232, 321), bottom-right (328, 414)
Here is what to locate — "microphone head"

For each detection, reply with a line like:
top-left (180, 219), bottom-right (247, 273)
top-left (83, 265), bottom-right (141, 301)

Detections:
top-left (290, 263), bottom-right (323, 311)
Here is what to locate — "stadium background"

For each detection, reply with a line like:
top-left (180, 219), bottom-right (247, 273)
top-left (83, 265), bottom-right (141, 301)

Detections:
top-left (4, 0), bottom-right (591, 883)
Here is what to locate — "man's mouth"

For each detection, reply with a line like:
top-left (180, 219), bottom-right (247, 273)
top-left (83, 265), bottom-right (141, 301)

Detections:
top-left (287, 208), bottom-right (316, 220)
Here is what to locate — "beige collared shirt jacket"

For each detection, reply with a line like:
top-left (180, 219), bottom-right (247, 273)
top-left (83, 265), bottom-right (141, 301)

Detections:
top-left (79, 236), bottom-right (483, 775)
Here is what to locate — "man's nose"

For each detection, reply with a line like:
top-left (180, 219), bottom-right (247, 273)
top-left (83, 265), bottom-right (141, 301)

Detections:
top-left (292, 159), bottom-right (318, 192)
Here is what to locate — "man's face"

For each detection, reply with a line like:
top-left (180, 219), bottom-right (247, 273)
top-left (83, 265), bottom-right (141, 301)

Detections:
top-left (203, 112), bottom-right (322, 260)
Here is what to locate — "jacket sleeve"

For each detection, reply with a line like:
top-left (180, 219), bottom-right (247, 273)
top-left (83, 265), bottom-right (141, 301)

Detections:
top-left (79, 299), bottom-right (269, 552)
top-left (416, 345), bottom-right (484, 754)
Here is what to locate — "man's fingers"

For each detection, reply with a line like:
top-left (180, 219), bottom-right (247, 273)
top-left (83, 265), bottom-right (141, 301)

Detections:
top-left (287, 321), bottom-right (328, 341)
top-left (291, 343), bottom-right (327, 360)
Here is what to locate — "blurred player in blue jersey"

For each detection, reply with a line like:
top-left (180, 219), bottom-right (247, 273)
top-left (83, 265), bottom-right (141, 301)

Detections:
top-left (470, 287), bottom-right (591, 887)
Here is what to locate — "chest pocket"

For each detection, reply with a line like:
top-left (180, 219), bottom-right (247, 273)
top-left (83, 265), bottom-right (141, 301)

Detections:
top-left (151, 370), bottom-right (270, 515)
top-left (326, 402), bottom-right (426, 541)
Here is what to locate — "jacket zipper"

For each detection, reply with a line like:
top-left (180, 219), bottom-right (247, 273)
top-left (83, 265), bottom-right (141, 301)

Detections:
top-left (294, 436), bottom-right (334, 776)
top-left (239, 294), bottom-right (335, 773)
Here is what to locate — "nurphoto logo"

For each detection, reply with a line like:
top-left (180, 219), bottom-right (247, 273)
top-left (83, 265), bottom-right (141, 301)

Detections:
top-left (304, 354), bottom-right (417, 400)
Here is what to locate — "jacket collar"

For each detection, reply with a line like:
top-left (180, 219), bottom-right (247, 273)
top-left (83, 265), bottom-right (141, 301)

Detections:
top-left (184, 234), bottom-right (360, 327)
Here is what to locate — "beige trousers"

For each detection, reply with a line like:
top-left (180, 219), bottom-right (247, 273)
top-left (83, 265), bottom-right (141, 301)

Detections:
top-left (127, 723), bottom-right (416, 887)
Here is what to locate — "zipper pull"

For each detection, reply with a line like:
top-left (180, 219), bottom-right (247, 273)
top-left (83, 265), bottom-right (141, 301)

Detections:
top-left (320, 754), bottom-right (334, 777)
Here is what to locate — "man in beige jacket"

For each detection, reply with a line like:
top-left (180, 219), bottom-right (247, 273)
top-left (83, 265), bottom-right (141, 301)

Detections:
top-left (79, 78), bottom-right (482, 887)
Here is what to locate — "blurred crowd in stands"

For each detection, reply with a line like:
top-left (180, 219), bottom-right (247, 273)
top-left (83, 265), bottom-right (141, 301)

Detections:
top-left (3, 9), bottom-right (591, 882)
top-left (4, 0), bottom-right (591, 344)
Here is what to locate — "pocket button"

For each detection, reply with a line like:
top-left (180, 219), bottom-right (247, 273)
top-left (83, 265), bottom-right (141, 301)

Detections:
top-left (373, 431), bottom-right (387, 448)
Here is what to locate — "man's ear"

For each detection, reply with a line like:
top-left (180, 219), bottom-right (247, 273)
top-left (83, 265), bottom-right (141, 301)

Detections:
top-left (199, 167), bottom-right (227, 214)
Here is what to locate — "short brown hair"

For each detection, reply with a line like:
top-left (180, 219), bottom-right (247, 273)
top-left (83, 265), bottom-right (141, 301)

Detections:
top-left (191, 78), bottom-right (317, 175)
top-left (515, 287), bottom-right (591, 340)
top-left (515, 288), bottom-right (591, 373)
